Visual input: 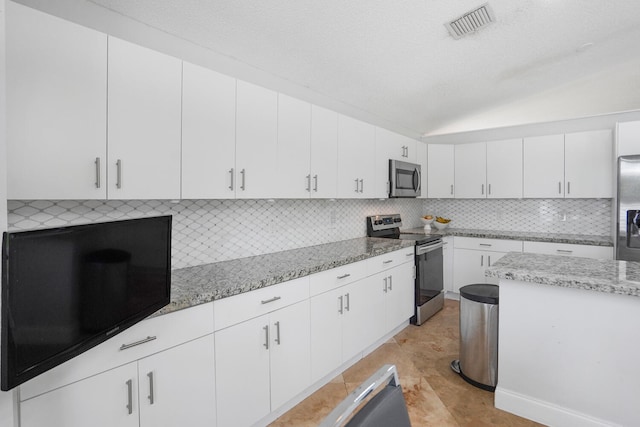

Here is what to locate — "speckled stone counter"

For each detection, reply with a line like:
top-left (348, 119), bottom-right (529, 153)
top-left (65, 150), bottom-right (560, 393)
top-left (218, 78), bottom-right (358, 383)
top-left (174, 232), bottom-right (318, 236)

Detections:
top-left (402, 227), bottom-right (612, 246)
top-left (156, 237), bottom-right (414, 315)
top-left (486, 252), bottom-right (640, 297)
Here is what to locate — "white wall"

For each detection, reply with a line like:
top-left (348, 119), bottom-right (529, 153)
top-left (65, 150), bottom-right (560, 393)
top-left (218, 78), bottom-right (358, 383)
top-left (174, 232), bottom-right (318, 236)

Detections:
top-left (423, 110), bottom-right (640, 145)
top-left (0, 2), bottom-right (16, 425)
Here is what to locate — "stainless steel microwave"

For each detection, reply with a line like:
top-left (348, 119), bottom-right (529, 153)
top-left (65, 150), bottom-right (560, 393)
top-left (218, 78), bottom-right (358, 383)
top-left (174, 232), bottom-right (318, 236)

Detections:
top-left (389, 159), bottom-right (421, 198)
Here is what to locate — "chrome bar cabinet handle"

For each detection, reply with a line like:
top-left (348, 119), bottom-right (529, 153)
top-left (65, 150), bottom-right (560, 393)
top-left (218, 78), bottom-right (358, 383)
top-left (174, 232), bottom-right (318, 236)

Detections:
top-left (388, 275), bottom-right (393, 290)
top-left (481, 184), bottom-right (484, 195)
top-left (355, 178), bottom-right (359, 193)
top-left (450, 184), bottom-right (454, 195)
top-left (383, 277), bottom-right (388, 293)
top-left (337, 273), bottom-right (351, 279)
top-left (228, 168), bottom-right (234, 190)
top-left (344, 293), bottom-right (350, 311)
top-left (120, 336), bottom-right (157, 351)
top-left (116, 159), bottom-right (122, 189)
top-left (567, 181), bottom-right (571, 194)
top-left (263, 325), bottom-right (269, 350)
top-left (126, 379), bottom-right (133, 415)
top-left (338, 295), bottom-right (344, 314)
top-left (558, 181), bottom-right (562, 194)
top-left (147, 372), bottom-right (154, 404)
top-left (480, 255), bottom-right (484, 267)
top-left (274, 321), bottom-right (281, 345)
top-left (261, 296), bottom-right (281, 305)
top-left (313, 175), bottom-right (318, 192)
top-left (306, 174), bottom-right (311, 192)
top-left (488, 183), bottom-right (492, 195)
top-left (359, 179), bottom-right (364, 193)
top-left (94, 157), bottom-right (101, 189)
top-left (240, 168), bottom-right (246, 191)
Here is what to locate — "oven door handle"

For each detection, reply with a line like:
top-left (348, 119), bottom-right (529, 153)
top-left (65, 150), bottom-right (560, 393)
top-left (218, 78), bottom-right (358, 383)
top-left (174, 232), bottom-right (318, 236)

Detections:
top-left (416, 241), bottom-right (445, 255)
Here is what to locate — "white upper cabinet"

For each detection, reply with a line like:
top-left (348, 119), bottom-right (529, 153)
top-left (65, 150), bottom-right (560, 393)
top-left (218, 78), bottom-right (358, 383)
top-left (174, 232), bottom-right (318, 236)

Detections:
top-left (417, 142), bottom-right (428, 199)
top-left (427, 144), bottom-right (455, 198)
top-left (337, 115), bottom-right (375, 198)
top-left (523, 134), bottom-right (565, 198)
top-left (276, 94), bottom-right (312, 199)
top-left (564, 129), bottom-right (613, 198)
top-left (107, 37), bottom-right (182, 200)
top-left (6, 2), bottom-right (107, 200)
top-left (454, 142), bottom-right (486, 198)
top-left (310, 105), bottom-right (338, 199)
top-left (524, 131), bottom-right (612, 199)
top-left (486, 138), bottom-right (523, 198)
top-left (374, 127), bottom-right (418, 198)
top-left (181, 62), bottom-right (236, 199)
top-left (235, 81), bottom-right (278, 199)
top-left (617, 121), bottom-right (640, 157)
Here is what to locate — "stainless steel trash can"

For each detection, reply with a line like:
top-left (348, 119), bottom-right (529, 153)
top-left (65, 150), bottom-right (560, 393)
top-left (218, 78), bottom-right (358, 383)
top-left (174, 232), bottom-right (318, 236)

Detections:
top-left (451, 284), bottom-right (499, 392)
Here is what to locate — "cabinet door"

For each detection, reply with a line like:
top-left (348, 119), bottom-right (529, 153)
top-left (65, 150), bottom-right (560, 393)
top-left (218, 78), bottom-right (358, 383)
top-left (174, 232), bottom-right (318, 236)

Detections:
top-left (337, 115), bottom-right (375, 198)
top-left (310, 105), bottom-right (338, 198)
top-left (384, 263), bottom-right (415, 334)
top-left (235, 81), bottom-right (278, 199)
top-left (107, 37), bottom-right (182, 199)
top-left (20, 363), bottom-right (139, 427)
top-left (487, 138), bottom-right (523, 198)
top-left (442, 237), bottom-right (454, 292)
top-left (276, 94), bottom-right (312, 199)
top-left (452, 249), bottom-right (485, 293)
top-left (455, 142), bottom-right (486, 198)
top-left (564, 130), bottom-right (613, 198)
top-left (310, 288), bottom-right (344, 382)
top-left (215, 314), bottom-right (271, 427)
top-left (343, 277), bottom-right (383, 360)
top-left (270, 300), bottom-right (311, 410)
top-left (417, 142), bottom-right (428, 199)
top-left (138, 335), bottom-right (216, 427)
top-left (427, 144), bottom-right (455, 198)
top-left (7, 2), bottom-right (107, 199)
top-left (523, 134), bottom-right (565, 198)
top-left (181, 62), bottom-right (236, 199)
top-left (617, 121), bottom-right (640, 157)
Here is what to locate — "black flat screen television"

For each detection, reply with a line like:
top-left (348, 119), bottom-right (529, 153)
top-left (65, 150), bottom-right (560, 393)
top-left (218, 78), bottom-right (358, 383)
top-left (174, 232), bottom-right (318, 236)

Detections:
top-left (1, 215), bottom-right (172, 391)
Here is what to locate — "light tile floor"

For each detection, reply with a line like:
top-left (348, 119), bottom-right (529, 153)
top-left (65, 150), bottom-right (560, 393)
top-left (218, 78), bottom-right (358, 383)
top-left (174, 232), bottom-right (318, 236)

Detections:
top-left (271, 299), bottom-right (542, 426)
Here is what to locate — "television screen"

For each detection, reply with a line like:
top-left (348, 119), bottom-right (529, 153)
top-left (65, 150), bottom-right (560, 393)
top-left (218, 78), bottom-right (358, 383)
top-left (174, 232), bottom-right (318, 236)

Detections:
top-left (1, 215), bottom-right (172, 391)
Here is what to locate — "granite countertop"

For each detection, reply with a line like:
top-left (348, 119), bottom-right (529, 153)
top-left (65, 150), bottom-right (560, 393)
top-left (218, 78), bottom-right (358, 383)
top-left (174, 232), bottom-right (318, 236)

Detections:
top-left (486, 252), bottom-right (640, 297)
top-left (156, 237), bottom-right (414, 316)
top-left (402, 227), bottom-right (613, 247)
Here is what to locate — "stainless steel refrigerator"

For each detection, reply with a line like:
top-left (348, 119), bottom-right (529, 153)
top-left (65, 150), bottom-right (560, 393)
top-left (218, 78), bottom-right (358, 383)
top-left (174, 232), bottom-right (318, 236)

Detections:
top-left (617, 155), bottom-right (640, 261)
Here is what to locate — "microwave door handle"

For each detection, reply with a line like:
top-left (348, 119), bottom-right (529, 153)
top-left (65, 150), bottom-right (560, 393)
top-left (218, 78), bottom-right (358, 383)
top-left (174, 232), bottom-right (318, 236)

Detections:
top-left (413, 168), bottom-right (420, 192)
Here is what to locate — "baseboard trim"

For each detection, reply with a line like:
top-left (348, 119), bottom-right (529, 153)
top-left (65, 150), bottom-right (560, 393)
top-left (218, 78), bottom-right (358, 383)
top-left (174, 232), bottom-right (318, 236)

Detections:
top-left (495, 387), bottom-right (622, 427)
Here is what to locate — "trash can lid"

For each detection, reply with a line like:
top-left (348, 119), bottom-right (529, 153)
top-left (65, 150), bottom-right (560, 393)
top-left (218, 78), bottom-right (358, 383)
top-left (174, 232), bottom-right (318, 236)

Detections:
top-left (459, 284), bottom-right (499, 304)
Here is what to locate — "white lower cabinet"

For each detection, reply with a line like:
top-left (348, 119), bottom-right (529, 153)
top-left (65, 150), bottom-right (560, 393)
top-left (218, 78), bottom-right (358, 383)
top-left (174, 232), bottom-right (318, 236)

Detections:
top-left (214, 299), bottom-right (311, 427)
top-left (523, 241), bottom-right (614, 259)
top-left (452, 238), bottom-right (523, 293)
top-left (20, 335), bottom-right (216, 427)
top-left (377, 262), bottom-right (414, 336)
top-left (21, 363), bottom-right (139, 427)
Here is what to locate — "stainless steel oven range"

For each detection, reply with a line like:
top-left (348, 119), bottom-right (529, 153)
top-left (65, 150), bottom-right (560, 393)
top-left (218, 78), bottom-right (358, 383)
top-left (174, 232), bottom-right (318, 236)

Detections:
top-left (366, 214), bottom-right (444, 325)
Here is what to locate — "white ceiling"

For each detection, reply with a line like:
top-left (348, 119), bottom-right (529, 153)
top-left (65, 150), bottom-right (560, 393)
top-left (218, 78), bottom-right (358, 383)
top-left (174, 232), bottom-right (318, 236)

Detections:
top-left (18, 0), bottom-right (640, 137)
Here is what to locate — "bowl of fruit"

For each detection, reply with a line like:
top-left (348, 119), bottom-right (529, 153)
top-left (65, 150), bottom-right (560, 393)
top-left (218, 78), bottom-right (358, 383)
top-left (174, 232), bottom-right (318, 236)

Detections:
top-left (432, 217), bottom-right (452, 230)
top-left (420, 215), bottom-right (434, 226)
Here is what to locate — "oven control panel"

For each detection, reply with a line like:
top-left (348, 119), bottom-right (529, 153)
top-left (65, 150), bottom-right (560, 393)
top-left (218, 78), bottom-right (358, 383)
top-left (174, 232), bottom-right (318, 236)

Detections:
top-left (367, 214), bottom-right (402, 231)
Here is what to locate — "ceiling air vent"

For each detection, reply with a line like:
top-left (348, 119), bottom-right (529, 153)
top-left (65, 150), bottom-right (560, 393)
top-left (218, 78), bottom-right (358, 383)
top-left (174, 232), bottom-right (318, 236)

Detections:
top-left (445, 3), bottom-right (495, 39)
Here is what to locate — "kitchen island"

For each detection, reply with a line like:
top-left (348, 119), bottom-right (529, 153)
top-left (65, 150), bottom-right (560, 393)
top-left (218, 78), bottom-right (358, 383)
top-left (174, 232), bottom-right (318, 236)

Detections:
top-left (486, 253), bottom-right (640, 427)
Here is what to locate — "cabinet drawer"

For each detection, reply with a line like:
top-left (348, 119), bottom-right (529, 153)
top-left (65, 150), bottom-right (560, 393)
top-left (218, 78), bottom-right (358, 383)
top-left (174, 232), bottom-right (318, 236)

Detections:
top-left (214, 277), bottom-right (309, 331)
top-left (454, 237), bottom-right (523, 253)
top-left (523, 241), bottom-right (614, 259)
top-left (20, 302), bottom-right (214, 401)
top-left (309, 259), bottom-right (368, 296)
top-left (368, 247), bottom-right (415, 272)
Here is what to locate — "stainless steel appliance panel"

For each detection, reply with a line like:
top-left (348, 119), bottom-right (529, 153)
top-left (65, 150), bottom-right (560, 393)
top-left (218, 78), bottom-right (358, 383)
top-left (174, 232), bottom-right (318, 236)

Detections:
top-left (414, 240), bottom-right (445, 325)
top-left (617, 155), bottom-right (640, 261)
top-left (389, 160), bottom-right (421, 198)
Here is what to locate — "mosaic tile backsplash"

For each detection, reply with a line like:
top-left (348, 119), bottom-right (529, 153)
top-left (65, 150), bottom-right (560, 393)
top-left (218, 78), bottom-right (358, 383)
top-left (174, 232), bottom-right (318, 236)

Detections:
top-left (7, 198), bottom-right (612, 269)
